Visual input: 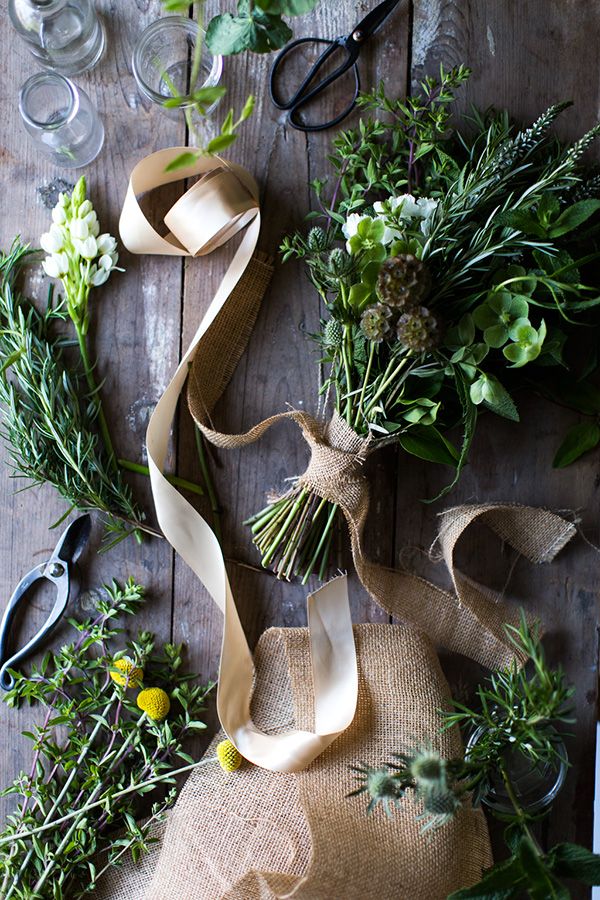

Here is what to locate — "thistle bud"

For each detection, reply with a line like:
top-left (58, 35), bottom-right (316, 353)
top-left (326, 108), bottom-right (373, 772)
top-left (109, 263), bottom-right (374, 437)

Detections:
top-left (307, 226), bottom-right (328, 252)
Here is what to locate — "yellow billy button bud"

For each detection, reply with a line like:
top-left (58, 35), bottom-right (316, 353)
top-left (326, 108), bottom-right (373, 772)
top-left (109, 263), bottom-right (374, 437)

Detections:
top-left (109, 657), bottom-right (143, 688)
top-left (137, 687), bottom-right (171, 721)
top-left (216, 739), bottom-right (243, 772)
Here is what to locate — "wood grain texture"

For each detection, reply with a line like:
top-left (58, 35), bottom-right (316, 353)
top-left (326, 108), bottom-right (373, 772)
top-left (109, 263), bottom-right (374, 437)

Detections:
top-left (0, 0), bottom-right (598, 892)
top-left (408, 1), bottom-right (600, 888)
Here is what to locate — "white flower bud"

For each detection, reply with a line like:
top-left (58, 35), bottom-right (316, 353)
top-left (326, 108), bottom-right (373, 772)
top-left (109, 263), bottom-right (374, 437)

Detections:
top-left (78, 199), bottom-right (93, 217)
top-left (91, 267), bottom-right (110, 286)
top-left (97, 233), bottom-right (117, 255)
top-left (40, 224), bottom-right (65, 254)
top-left (98, 254), bottom-right (114, 271)
top-left (70, 218), bottom-right (89, 240)
top-left (74, 236), bottom-right (98, 260)
top-left (51, 206), bottom-right (67, 225)
top-left (42, 252), bottom-right (69, 278)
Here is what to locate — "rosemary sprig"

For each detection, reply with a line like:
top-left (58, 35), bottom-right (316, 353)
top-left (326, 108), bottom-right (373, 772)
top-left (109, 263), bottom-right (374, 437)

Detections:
top-left (0, 240), bottom-right (153, 545)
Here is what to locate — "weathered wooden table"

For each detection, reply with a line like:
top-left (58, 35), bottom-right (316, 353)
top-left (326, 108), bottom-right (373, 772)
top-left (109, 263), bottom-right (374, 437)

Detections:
top-left (1, 1), bottom-right (599, 896)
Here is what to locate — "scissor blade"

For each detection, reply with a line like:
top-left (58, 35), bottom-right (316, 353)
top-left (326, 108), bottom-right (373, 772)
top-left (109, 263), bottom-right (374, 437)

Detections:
top-left (52, 514), bottom-right (92, 567)
top-left (352, 0), bottom-right (401, 41)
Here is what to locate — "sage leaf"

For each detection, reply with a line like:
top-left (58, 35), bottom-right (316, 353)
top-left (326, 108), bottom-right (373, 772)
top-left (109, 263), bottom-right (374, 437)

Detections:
top-left (399, 424), bottom-right (459, 467)
top-left (553, 420), bottom-right (600, 468)
top-left (548, 199), bottom-right (600, 237)
top-left (549, 842), bottom-right (600, 884)
top-left (447, 855), bottom-right (526, 898)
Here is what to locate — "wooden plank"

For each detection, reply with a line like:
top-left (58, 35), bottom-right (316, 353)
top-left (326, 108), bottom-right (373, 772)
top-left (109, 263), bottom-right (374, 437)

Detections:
top-left (408, 0), bottom-right (600, 885)
top-left (0, 0), bottom-right (184, 815)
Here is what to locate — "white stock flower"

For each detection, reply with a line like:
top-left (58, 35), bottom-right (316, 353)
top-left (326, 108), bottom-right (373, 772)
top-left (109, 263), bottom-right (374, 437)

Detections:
top-left (70, 218), bottom-right (89, 240)
top-left (74, 236), bottom-right (98, 260)
top-left (374, 193), bottom-right (439, 237)
top-left (39, 224), bottom-right (65, 254)
top-left (42, 252), bottom-right (69, 278)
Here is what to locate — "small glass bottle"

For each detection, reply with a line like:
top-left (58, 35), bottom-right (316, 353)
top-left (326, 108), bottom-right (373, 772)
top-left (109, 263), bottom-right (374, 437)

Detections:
top-left (19, 72), bottom-right (105, 168)
top-left (9, 0), bottom-right (105, 75)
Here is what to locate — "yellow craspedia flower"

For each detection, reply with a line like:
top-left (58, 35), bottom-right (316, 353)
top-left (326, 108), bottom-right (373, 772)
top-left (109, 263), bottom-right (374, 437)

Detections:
top-left (137, 687), bottom-right (170, 721)
top-left (216, 739), bottom-right (242, 772)
top-left (109, 657), bottom-right (143, 688)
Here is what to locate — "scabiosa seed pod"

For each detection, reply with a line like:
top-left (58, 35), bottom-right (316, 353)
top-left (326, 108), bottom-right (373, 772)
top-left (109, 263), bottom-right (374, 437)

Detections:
top-left (360, 303), bottom-right (392, 343)
top-left (307, 226), bottom-right (328, 252)
top-left (397, 306), bottom-right (441, 352)
top-left (324, 317), bottom-right (344, 349)
top-left (376, 254), bottom-right (432, 308)
top-left (328, 247), bottom-right (353, 277)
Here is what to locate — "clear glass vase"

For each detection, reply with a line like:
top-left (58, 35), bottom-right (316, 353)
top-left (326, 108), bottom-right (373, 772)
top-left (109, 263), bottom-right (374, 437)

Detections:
top-left (132, 16), bottom-right (223, 135)
top-left (466, 725), bottom-right (567, 814)
top-left (9, 0), bottom-right (105, 75)
top-left (19, 72), bottom-right (105, 168)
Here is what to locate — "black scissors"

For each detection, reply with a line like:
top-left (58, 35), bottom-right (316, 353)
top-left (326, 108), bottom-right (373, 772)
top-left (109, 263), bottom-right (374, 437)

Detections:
top-left (269, 0), bottom-right (401, 132)
top-left (0, 514), bottom-right (91, 690)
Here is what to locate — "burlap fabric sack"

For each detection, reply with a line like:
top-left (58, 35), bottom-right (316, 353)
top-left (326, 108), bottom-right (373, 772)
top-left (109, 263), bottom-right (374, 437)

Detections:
top-left (99, 623), bottom-right (492, 900)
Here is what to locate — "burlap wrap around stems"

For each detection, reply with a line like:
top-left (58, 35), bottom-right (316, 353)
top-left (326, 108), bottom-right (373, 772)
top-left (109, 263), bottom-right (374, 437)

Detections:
top-left (120, 149), bottom-right (576, 776)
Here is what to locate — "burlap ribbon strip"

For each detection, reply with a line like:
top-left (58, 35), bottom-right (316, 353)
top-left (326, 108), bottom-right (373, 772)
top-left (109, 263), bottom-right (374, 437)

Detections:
top-left (121, 150), bottom-right (576, 773)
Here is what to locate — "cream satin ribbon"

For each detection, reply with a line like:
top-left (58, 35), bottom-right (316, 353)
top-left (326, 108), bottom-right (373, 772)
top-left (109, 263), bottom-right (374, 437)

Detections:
top-left (119, 149), bottom-right (358, 773)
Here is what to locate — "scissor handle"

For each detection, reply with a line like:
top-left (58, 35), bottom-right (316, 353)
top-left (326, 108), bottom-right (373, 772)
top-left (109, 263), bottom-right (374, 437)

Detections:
top-left (0, 564), bottom-right (71, 690)
top-left (288, 64), bottom-right (360, 132)
top-left (270, 36), bottom-right (357, 112)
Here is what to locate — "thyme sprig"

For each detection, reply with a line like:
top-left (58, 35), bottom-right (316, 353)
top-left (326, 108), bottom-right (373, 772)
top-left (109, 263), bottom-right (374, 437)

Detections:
top-left (0, 577), bottom-right (215, 898)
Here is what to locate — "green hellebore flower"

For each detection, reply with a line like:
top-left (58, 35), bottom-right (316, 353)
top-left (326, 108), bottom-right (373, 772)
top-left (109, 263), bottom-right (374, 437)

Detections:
top-left (473, 291), bottom-right (530, 348)
top-left (503, 319), bottom-right (547, 367)
top-left (347, 217), bottom-right (387, 259)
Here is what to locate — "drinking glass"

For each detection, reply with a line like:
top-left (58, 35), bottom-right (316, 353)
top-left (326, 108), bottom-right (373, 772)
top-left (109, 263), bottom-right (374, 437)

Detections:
top-left (9, 0), bottom-right (105, 75)
top-left (132, 17), bottom-right (223, 132)
top-left (19, 72), bottom-right (105, 168)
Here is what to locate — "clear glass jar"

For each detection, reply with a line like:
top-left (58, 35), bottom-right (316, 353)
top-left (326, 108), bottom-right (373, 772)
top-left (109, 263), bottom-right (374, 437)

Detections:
top-left (19, 72), bottom-right (104, 168)
top-left (9, 0), bottom-right (105, 75)
top-left (466, 725), bottom-right (567, 814)
top-left (132, 17), bottom-right (223, 133)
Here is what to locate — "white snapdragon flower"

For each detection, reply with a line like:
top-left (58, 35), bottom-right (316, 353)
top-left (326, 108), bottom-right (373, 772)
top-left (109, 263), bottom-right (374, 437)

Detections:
top-left (69, 218), bottom-right (89, 240)
top-left (51, 205), bottom-right (67, 225)
top-left (40, 224), bottom-right (66, 254)
top-left (42, 252), bottom-right (69, 278)
top-left (97, 233), bottom-right (117, 255)
top-left (74, 236), bottom-right (98, 260)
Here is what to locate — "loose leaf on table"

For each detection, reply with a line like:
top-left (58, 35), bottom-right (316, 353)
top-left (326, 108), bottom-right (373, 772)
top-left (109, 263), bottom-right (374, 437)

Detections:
top-left (552, 420), bottom-right (600, 467)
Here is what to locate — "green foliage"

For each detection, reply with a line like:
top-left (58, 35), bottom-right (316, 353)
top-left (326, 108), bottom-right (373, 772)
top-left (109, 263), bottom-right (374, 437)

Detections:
top-left (0, 241), bottom-right (149, 547)
top-left (0, 578), bottom-right (214, 898)
top-left (252, 69), bottom-right (600, 580)
top-left (206, 0), bottom-right (319, 55)
top-left (352, 615), bottom-right (600, 899)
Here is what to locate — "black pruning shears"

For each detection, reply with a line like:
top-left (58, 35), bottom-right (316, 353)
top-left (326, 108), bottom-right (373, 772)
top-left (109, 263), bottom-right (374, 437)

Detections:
top-left (0, 514), bottom-right (91, 690)
top-left (269, 0), bottom-right (401, 132)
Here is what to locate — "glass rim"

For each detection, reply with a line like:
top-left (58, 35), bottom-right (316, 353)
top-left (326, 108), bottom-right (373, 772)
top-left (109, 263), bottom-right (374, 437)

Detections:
top-left (132, 15), bottom-right (223, 110)
top-left (19, 72), bottom-right (79, 131)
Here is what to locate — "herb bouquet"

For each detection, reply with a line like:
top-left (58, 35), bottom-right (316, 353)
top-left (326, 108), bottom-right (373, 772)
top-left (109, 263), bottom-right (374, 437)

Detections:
top-left (246, 67), bottom-right (600, 582)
